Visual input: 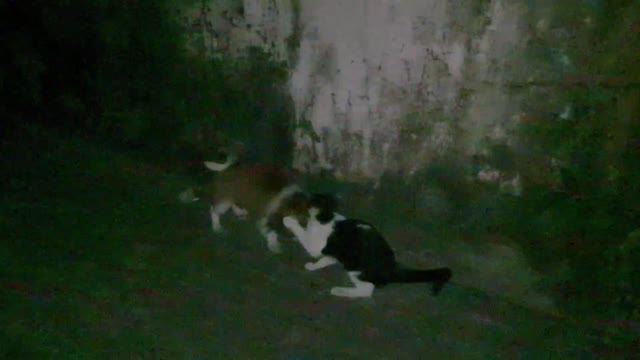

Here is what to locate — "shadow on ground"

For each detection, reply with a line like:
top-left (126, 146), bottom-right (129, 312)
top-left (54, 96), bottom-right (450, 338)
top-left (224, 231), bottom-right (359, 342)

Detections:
top-left (0, 127), bottom-right (609, 358)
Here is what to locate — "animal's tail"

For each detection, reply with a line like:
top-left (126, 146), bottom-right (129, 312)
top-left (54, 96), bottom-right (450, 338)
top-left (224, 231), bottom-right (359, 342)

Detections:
top-left (203, 154), bottom-right (237, 172)
top-left (392, 266), bottom-right (452, 296)
top-left (178, 188), bottom-right (199, 203)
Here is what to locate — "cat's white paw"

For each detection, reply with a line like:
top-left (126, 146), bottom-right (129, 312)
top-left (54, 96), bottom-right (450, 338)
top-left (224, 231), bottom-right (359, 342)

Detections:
top-left (330, 287), bottom-right (351, 297)
top-left (268, 243), bottom-right (281, 253)
top-left (282, 216), bottom-right (297, 229)
top-left (266, 232), bottom-right (281, 253)
top-left (235, 208), bottom-right (248, 219)
top-left (304, 262), bottom-right (317, 271)
top-left (330, 284), bottom-right (374, 298)
top-left (212, 225), bottom-right (224, 233)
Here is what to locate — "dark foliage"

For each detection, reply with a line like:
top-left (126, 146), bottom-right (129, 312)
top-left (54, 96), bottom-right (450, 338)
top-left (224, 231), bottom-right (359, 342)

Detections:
top-left (1, 0), bottom-right (293, 165)
top-left (474, 0), bottom-right (640, 346)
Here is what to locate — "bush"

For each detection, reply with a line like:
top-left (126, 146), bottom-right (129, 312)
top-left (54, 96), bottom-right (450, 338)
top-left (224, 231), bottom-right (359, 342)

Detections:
top-left (478, 1), bottom-right (640, 342)
top-left (1, 1), bottom-right (294, 165)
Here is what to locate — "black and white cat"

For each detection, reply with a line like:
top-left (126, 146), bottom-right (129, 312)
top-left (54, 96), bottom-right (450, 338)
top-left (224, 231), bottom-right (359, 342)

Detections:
top-left (282, 194), bottom-right (452, 298)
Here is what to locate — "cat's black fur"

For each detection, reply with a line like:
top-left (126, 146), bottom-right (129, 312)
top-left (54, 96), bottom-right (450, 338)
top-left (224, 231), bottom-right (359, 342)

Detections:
top-left (284, 193), bottom-right (452, 297)
top-left (323, 217), bottom-right (452, 295)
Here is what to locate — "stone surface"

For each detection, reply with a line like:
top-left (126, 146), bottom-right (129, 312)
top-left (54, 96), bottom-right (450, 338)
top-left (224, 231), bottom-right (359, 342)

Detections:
top-left (184, 0), bottom-right (557, 181)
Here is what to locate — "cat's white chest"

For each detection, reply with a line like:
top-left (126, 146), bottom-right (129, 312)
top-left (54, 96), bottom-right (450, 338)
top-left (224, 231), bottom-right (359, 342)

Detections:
top-left (305, 222), bottom-right (331, 257)
top-left (303, 213), bottom-right (345, 258)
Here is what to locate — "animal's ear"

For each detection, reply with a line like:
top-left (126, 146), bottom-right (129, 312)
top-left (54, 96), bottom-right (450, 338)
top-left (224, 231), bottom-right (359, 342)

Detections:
top-left (315, 208), bottom-right (334, 223)
top-left (290, 191), bottom-right (309, 203)
top-left (325, 193), bottom-right (339, 212)
top-left (287, 192), bottom-right (310, 212)
top-left (310, 193), bottom-right (338, 212)
top-left (310, 193), bottom-right (338, 223)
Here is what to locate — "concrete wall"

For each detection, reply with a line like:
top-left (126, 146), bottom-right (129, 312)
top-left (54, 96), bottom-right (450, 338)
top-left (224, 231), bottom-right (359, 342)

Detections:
top-left (184, 0), bottom-right (556, 184)
top-left (289, 0), bottom-right (527, 180)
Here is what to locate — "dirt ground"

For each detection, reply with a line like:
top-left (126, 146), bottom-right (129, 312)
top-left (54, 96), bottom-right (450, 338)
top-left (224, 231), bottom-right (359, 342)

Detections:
top-left (0, 128), bottom-right (610, 359)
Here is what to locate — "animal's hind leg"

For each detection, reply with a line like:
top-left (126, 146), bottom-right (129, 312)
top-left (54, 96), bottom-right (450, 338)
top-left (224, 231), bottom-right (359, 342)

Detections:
top-left (231, 204), bottom-right (248, 219)
top-left (257, 217), bottom-right (280, 253)
top-left (304, 256), bottom-right (337, 271)
top-left (330, 272), bottom-right (375, 298)
top-left (210, 201), bottom-right (231, 232)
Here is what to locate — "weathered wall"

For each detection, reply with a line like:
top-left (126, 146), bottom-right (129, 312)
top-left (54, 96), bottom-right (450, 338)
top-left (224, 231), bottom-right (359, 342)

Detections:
top-left (290, 0), bottom-right (527, 180)
top-left (183, 0), bottom-right (295, 61)
top-left (184, 0), bottom-right (552, 184)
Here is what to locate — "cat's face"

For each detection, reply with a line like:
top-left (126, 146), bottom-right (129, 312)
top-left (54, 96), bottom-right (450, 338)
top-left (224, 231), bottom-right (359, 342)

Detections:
top-left (309, 193), bottom-right (338, 223)
top-left (282, 193), bottom-right (339, 225)
top-left (309, 193), bottom-right (338, 210)
top-left (277, 191), bottom-right (311, 226)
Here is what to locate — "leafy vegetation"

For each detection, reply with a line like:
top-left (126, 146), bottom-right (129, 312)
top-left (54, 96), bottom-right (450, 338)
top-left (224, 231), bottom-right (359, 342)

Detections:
top-left (1, 0), bottom-right (294, 165)
top-left (404, 1), bottom-right (640, 350)
top-left (514, 0), bottom-right (640, 342)
top-left (286, 0), bottom-right (303, 66)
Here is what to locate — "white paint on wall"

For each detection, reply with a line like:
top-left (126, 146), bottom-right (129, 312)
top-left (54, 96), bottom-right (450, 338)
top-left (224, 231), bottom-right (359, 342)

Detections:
top-left (289, 0), bottom-right (526, 178)
top-left (185, 0), bottom-right (529, 180)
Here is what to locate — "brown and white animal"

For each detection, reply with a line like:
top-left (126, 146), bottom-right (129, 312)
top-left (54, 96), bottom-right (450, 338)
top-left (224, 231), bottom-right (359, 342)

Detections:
top-left (181, 155), bottom-right (309, 253)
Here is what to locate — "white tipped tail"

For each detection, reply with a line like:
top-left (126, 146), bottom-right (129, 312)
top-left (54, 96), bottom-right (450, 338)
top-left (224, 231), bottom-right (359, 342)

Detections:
top-left (178, 188), bottom-right (199, 203)
top-left (203, 154), bottom-right (237, 172)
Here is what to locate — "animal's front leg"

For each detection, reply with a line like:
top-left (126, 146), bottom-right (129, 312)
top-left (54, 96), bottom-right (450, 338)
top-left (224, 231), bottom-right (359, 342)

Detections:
top-left (282, 216), bottom-right (306, 240)
top-left (284, 216), bottom-right (326, 258)
top-left (231, 204), bottom-right (248, 219)
top-left (330, 286), bottom-right (374, 298)
top-left (257, 218), bottom-right (281, 253)
top-left (305, 256), bottom-right (337, 271)
top-left (329, 272), bottom-right (375, 298)
top-left (210, 202), bottom-right (231, 232)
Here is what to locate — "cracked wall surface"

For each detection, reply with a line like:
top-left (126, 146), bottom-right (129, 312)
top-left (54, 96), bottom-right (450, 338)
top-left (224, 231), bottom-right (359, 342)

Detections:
top-left (289, 0), bottom-right (529, 180)
top-left (185, 0), bottom-right (538, 181)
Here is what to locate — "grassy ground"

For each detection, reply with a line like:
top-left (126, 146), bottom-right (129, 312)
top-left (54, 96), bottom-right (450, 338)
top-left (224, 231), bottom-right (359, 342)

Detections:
top-left (0, 126), bottom-right (609, 359)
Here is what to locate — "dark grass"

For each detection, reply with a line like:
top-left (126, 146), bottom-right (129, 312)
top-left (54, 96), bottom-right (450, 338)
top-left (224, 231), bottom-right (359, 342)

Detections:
top-left (0, 126), bottom-right (609, 359)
